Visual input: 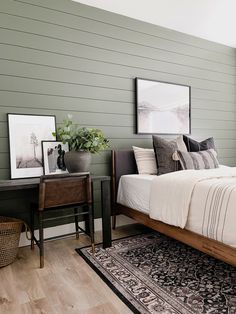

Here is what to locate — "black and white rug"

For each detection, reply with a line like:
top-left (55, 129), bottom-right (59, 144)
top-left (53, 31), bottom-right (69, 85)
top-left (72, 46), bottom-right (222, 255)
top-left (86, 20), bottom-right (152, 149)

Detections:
top-left (77, 233), bottom-right (236, 314)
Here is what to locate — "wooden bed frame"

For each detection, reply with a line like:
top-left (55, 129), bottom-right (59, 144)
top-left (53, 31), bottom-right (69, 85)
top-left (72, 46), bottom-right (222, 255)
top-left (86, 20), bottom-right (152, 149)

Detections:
top-left (111, 150), bottom-right (236, 267)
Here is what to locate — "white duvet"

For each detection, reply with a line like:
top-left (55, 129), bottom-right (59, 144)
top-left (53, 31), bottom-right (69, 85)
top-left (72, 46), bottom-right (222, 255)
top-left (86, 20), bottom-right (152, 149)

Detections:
top-left (149, 166), bottom-right (236, 247)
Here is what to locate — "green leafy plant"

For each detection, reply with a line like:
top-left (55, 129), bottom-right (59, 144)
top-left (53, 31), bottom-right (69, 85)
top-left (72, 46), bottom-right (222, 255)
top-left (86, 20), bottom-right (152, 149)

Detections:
top-left (54, 117), bottom-right (109, 153)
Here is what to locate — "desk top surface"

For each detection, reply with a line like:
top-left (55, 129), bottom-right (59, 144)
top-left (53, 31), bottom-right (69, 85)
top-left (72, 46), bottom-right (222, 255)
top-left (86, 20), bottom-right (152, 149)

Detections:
top-left (0, 175), bottom-right (110, 191)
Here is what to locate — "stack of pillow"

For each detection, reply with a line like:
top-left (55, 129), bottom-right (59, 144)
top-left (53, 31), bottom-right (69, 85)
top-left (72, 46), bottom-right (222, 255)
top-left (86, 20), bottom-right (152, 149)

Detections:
top-left (133, 135), bottom-right (219, 175)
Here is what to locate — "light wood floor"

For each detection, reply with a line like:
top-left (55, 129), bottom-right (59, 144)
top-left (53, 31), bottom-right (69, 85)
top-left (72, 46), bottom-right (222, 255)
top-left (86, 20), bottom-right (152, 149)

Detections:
top-left (0, 224), bottom-right (147, 314)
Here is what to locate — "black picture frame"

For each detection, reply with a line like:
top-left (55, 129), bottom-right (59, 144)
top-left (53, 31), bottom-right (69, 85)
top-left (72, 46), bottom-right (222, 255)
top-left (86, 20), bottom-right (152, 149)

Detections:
top-left (135, 78), bottom-right (191, 135)
top-left (7, 113), bottom-right (56, 179)
top-left (42, 140), bottom-right (69, 175)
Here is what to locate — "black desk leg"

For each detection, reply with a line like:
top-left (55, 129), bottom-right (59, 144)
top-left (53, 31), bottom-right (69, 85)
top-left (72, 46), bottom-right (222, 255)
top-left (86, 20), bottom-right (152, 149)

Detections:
top-left (101, 180), bottom-right (112, 248)
top-left (84, 182), bottom-right (94, 235)
top-left (84, 207), bottom-right (90, 235)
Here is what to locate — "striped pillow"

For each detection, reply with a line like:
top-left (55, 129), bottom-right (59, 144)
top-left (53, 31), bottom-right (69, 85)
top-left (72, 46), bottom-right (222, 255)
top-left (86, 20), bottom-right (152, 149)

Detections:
top-left (177, 149), bottom-right (219, 170)
top-left (133, 146), bottom-right (158, 175)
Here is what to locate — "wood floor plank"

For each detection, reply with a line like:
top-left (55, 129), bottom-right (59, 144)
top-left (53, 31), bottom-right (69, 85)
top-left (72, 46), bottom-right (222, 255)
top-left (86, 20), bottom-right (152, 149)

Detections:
top-left (0, 224), bottom-right (146, 314)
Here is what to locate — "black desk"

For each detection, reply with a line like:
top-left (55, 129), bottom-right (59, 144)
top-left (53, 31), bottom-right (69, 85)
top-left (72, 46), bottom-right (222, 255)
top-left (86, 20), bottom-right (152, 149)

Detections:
top-left (0, 176), bottom-right (112, 248)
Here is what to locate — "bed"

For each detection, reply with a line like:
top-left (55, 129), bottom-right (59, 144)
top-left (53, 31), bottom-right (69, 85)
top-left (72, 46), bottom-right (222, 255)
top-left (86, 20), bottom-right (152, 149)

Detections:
top-left (112, 149), bottom-right (236, 266)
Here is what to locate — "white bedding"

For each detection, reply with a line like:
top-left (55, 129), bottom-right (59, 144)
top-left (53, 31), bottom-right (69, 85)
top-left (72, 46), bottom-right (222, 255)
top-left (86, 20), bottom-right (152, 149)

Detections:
top-left (117, 174), bottom-right (154, 214)
top-left (117, 167), bottom-right (236, 248)
top-left (185, 177), bottom-right (236, 248)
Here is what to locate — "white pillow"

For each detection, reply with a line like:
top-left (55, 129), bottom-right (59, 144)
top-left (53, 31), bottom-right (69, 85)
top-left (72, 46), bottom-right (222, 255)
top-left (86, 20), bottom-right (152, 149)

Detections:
top-left (133, 146), bottom-right (158, 175)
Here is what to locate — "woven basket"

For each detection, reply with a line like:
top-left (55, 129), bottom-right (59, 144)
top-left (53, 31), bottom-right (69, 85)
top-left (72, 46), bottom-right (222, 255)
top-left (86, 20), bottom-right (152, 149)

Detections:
top-left (0, 216), bottom-right (23, 267)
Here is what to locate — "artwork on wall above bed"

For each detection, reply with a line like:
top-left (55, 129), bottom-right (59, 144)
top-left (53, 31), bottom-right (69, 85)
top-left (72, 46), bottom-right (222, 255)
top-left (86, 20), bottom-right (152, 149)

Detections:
top-left (135, 78), bottom-right (191, 134)
top-left (8, 114), bottom-right (56, 179)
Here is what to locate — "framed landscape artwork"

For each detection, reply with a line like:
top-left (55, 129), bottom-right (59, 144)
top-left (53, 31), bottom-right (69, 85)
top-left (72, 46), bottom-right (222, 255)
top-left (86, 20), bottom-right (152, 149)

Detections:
top-left (42, 141), bottom-right (69, 175)
top-left (135, 78), bottom-right (191, 134)
top-left (8, 114), bottom-right (56, 179)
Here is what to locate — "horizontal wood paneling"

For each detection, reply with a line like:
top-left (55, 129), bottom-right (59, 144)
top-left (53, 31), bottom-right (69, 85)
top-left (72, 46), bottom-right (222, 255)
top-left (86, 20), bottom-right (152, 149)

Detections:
top-left (0, 12), bottom-right (235, 76)
top-left (0, 46), bottom-right (235, 93)
top-left (0, 28), bottom-right (235, 86)
top-left (0, 0), bottom-right (235, 221)
top-left (10, 0), bottom-right (236, 58)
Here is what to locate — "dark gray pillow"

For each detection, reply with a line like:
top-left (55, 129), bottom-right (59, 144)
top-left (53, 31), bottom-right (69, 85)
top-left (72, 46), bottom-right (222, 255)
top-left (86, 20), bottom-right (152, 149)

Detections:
top-left (152, 135), bottom-right (186, 175)
top-left (177, 149), bottom-right (219, 170)
top-left (183, 135), bottom-right (215, 152)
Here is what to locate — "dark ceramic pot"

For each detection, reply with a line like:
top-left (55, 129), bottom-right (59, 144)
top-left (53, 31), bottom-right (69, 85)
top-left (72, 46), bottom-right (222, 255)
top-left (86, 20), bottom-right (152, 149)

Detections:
top-left (64, 151), bottom-right (91, 173)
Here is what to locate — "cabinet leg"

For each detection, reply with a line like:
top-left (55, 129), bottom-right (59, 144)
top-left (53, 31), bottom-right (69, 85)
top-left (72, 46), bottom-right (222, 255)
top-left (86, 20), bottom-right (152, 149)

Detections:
top-left (88, 204), bottom-right (95, 253)
top-left (101, 180), bottom-right (112, 248)
top-left (30, 207), bottom-right (35, 250)
top-left (39, 211), bottom-right (44, 268)
top-left (74, 208), bottom-right (79, 239)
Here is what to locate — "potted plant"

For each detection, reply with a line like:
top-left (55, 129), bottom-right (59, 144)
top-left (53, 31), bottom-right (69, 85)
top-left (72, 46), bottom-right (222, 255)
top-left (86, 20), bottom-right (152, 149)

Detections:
top-left (54, 117), bottom-right (109, 173)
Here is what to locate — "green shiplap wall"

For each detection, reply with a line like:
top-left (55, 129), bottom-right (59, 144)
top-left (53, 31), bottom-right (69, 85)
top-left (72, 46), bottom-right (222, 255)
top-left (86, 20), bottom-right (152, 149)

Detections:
top-left (0, 0), bottom-right (236, 222)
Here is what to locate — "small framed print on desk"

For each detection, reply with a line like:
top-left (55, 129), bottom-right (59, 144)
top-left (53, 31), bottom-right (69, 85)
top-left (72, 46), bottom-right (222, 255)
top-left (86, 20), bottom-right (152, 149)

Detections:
top-left (42, 141), bottom-right (69, 175)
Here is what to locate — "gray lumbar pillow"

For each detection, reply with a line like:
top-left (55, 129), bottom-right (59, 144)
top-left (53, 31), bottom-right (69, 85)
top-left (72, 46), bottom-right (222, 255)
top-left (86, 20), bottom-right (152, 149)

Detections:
top-left (152, 135), bottom-right (187, 175)
top-left (177, 149), bottom-right (219, 170)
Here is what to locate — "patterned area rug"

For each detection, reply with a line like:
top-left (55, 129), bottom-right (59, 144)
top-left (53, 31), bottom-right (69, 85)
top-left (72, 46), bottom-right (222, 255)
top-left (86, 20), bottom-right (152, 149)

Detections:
top-left (77, 233), bottom-right (236, 314)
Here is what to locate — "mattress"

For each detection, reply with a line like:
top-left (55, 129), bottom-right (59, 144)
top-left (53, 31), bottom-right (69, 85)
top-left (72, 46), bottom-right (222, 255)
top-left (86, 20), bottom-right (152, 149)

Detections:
top-left (117, 174), bottom-right (155, 214)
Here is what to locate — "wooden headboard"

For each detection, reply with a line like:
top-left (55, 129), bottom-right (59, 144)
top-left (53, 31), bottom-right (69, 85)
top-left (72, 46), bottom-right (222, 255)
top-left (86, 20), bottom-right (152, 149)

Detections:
top-left (111, 150), bottom-right (138, 202)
